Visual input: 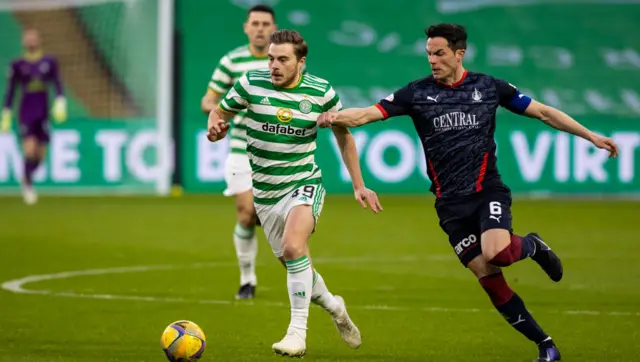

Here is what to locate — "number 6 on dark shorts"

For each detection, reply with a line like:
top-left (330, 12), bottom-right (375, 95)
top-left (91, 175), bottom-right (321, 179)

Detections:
top-left (436, 186), bottom-right (514, 266)
top-left (479, 190), bottom-right (513, 234)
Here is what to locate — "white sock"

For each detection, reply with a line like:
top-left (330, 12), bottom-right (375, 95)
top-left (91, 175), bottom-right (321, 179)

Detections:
top-left (233, 222), bottom-right (257, 286)
top-left (311, 269), bottom-right (340, 316)
top-left (285, 255), bottom-right (312, 339)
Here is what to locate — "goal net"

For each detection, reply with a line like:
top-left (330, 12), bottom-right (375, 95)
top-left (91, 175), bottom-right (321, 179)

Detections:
top-left (0, 0), bottom-right (173, 195)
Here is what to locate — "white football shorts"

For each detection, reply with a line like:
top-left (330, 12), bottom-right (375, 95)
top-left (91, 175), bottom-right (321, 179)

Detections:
top-left (254, 184), bottom-right (326, 257)
top-left (223, 152), bottom-right (253, 197)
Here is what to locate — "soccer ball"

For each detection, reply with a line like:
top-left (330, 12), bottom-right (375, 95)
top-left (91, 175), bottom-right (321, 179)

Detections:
top-left (160, 320), bottom-right (207, 361)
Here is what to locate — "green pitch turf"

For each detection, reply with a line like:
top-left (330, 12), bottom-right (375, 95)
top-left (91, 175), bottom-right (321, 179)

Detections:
top-left (1, 195), bottom-right (638, 361)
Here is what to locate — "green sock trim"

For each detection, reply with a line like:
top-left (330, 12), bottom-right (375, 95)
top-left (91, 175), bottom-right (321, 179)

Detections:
top-left (234, 222), bottom-right (255, 239)
top-left (286, 255), bottom-right (310, 274)
top-left (285, 255), bottom-right (308, 265)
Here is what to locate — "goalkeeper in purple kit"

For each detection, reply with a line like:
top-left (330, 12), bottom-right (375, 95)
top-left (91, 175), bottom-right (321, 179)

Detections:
top-left (1, 28), bottom-right (67, 204)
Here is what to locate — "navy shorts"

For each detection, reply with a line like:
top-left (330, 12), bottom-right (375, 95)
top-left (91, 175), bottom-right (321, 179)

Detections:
top-left (435, 184), bottom-right (513, 267)
top-left (19, 120), bottom-right (50, 143)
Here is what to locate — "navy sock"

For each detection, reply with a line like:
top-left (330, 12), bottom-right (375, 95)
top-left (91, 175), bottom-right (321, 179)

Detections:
top-left (480, 273), bottom-right (549, 344)
top-left (489, 234), bottom-right (536, 267)
top-left (24, 158), bottom-right (39, 186)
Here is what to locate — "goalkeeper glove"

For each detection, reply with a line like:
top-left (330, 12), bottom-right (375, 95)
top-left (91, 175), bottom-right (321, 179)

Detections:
top-left (1, 108), bottom-right (11, 132)
top-left (52, 96), bottom-right (67, 123)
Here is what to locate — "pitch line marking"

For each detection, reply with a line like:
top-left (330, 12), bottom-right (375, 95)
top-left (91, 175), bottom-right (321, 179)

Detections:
top-left (2, 256), bottom-right (639, 318)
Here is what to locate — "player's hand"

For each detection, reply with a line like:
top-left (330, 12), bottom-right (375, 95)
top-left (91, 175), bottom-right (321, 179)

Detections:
top-left (317, 112), bottom-right (337, 128)
top-left (206, 122), bottom-right (229, 142)
top-left (354, 187), bottom-right (383, 214)
top-left (206, 116), bottom-right (230, 142)
top-left (591, 133), bottom-right (619, 159)
top-left (1, 108), bottom-right (11, 132)
top-left (52, 97), bottom-right (67, 123)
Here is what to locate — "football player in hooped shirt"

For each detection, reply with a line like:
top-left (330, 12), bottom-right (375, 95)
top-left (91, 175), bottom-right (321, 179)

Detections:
top-left (317, 23), bottom-right (619, 362)
top-left (2, 28), bottom-right (67, 204)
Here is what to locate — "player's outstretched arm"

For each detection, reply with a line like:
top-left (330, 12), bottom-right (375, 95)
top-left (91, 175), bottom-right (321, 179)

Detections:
top-left (523, 100), bottom-right (619, 158)
top-left (317, 105), bottom-right (385, 128)
top-left (331, 125), bottom-right (382, 213)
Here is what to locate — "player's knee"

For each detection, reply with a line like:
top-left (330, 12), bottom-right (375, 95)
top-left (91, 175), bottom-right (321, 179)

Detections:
top-left (236, 205), bottom-right (256, 228)
top-left (23, 146), bottom-right (38, 160)
top-left (237, 212), bottom-right (256, 228)
top-left (22, 137), bottom-right (38, 156)
top-left (281, 237), bottom-right (305, 260)
top-left (281, 206), bottom-right (314, 260)
top-left (481, 229), bottom-right (511, 261)
top-left (481, 248), bottom-right (499, 263)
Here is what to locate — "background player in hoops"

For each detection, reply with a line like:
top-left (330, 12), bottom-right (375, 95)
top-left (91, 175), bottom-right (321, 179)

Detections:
top-left (316, 23), bottom-right (619, 362)
top-left (200, 4), bottom-right (277, 299)
top-left (2, 28), bottom-right (66, 205)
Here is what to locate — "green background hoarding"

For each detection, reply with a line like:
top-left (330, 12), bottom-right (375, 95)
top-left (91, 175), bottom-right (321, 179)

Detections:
top-left (0, 0), bottom-right (638, 195)
top-left (0, 119), bottom-right (159, 194)
top-left (186, 117), bottom-right (640, 194)
top-left (177, 0), bottom-right (640, 195)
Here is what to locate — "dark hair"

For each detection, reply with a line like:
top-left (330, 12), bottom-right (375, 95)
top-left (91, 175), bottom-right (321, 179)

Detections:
top-left (425, 23), bottom-right (467, 51)
top-left (248, 4), bottom-right (275, 22)
top-left (270, 29), bottom-right (308, 60)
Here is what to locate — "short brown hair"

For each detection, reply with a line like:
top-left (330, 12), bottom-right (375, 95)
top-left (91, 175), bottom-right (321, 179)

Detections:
top-left (270, 30), bottom-right (308, 60)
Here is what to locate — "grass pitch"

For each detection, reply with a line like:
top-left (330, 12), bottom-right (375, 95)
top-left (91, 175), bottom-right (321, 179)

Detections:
top-left (1, 195), bottom-right (639, 361)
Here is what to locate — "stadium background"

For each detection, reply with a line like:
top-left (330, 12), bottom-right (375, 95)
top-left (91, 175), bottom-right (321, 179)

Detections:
top-left (0, 0), bottom-right (638, 196)
top-left (1, 1), bottom-right (640, 361)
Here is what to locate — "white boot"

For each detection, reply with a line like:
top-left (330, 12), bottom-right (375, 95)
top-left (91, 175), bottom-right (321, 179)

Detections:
top-left (332, 296), bottom-right (362, 349)
top-left (272, 328), bottom-right (306, 357)
top-left (23, 186), bottom-right (37, 205)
